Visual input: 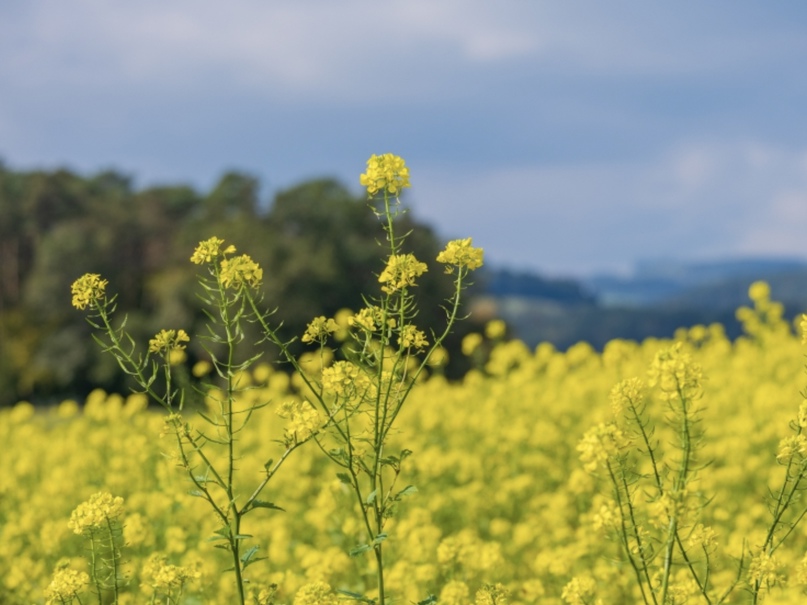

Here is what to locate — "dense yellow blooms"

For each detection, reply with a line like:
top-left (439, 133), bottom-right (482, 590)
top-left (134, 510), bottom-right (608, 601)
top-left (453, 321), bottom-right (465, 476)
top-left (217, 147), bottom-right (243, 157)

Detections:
top-left (16, 282), bottom-right (807, 603)
top-left (276, 399), bottom-right (321, 443)
top-left (148, 329), bottom-right (190, 354)
top-left (378, 253), bottom-right (428, 294)
top-left (190, 236), bottom-right (235, 264)
top-left (67, 491), bottom-right (124, 534)
top-left (141, 553), bottom-right (198, 592)
top-left (359, 153), bottom-right (411, 196)
top-left (398, 325), bottom-right (429, 350)
top-left (220, 253), bottom-right (263, 289)
top-left (70, 273), bottom-right (108, 310)
top-left (44, 568), bottom-right (89, 604)
top-left (302, 316), bottom-right (338, 344)
top-left (437, 238), bottom-right (484, 272)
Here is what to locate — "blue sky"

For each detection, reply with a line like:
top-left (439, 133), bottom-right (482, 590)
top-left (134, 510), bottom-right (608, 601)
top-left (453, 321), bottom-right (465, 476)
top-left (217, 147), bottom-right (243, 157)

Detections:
top-left (3, 1), bottom-right (807, 276)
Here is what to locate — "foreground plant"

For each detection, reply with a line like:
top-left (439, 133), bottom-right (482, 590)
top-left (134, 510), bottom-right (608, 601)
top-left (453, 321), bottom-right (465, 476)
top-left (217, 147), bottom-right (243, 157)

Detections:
top-left (237, 153), bottom-right (483, 605)
top-left (72, 248), bottom-right (318, 604)
top-left (71, 153), bottom-right (482, 605)
top-left (574, 290), bottom-right (807, 605)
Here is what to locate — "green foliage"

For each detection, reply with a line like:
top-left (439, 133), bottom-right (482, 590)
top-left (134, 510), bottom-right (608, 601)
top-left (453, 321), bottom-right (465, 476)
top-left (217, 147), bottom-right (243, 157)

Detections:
top-left (0, 166), bottom-right (473, 407)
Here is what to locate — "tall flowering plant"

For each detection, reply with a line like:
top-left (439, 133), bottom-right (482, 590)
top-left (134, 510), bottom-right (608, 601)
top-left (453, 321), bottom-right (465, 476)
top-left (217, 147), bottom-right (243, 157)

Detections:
top-left (71, 154), bottom-right (483, 605)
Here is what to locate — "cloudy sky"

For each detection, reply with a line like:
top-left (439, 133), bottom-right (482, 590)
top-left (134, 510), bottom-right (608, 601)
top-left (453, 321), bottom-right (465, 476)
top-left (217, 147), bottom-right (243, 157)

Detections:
top-left (3, 1), bottom-right (807, 277)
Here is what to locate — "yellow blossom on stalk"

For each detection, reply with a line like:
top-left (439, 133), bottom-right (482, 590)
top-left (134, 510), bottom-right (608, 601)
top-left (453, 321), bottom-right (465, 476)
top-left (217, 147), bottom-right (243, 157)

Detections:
top-left (70, 273), bottom-right (108, 310)
top-left (379, 253), bottom-right (428, 294)
top-left (609, 377), bottom-right (646, 418)
top-left (349, 306), bottom-right (396, 332)
top-left (359, 153), bottom-right (411, 196)
top-left (44, 567), bottom-right (89, 604)
top-left (475, 583), bottom-right (510, 605)
top-left (437, 238), bottom-right (484, 272)
top-left (68, 492), bottom-right (124, 534)
top-left (748, 551), bottom-right (783, 588)
top-left (322, 361), bottom-right (370, 397)
top-left (293, 580), bottom-right (339, 605)
top-left (399, 325), bottom-right (429, 350)
top-left (220, 254), bottom-right (263, 289)
top-left (149, 329), bottom-right (190, 355)
top-left (577, 422), bottom-right (629, 473)
top-left (648, 342), bottom-right (703, 402)
top-left (561, 576), bottom-right (600, 605)
top-left (688, 523), bottom-right (718, 552)
top-left (190, 236), bottom-right (235, 264)
top-left (276, 399), bottom-right (321, 443)
top-left (776, 434), bottom-right (807, 463)
top-left (302, 316), bottom-right (338, 344)
top-left (141, 553), bottom-right (197, 592)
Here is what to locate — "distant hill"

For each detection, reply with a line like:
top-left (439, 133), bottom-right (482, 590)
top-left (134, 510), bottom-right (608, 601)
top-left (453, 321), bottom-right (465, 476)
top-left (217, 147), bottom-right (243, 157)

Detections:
top-left (479, 258), bottom-right (807, 350)
top-left (584, 258), bottom-right (807, 308)
top-left (480, 268), bottom-right (596, 304)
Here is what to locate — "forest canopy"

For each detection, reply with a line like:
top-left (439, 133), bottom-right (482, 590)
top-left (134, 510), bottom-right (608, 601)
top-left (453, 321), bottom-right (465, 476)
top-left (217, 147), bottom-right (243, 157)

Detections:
top-left (0, 165), bottom-right (480, 406)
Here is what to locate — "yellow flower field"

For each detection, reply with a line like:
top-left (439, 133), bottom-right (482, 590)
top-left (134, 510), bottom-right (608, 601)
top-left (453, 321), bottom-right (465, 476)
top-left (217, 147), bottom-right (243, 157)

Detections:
top-left (4, 282), bottom-right (807, 604)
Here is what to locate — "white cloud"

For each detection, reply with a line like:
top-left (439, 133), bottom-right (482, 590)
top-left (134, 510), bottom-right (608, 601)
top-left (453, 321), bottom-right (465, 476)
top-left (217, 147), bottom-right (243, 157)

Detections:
top-left (412, 140), bottom-right (807, 275)
top-left (2, 0), bottom-right (798, 104)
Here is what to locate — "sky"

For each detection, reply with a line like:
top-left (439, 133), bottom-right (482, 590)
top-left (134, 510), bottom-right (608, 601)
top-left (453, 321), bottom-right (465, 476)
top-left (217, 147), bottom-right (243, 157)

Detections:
top-left (3, 1), bottom-right (807, 277)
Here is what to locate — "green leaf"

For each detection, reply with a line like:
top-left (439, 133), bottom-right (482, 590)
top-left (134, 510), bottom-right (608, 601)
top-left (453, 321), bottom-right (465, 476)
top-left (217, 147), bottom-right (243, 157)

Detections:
top-left (349, 543), bottom-right (372, 557)
top-left (246, 500), bottom-right (285, 513)
top-left (240, 545), bottom-right (268, 569)
top-left (365, 490), bottom-right (377, 505)
top-left (371, 532), bottom-right (387, 546)
top-left (395, 485), bottom-right (418, 499)
top-left (416, 595), bottom-right (437, 605)
top-left (335, 590), bottom-right (376, 604)
top-left (207, 526), bottom-right (231, 541)
top-left (336, 472), bottom-right (352, 485)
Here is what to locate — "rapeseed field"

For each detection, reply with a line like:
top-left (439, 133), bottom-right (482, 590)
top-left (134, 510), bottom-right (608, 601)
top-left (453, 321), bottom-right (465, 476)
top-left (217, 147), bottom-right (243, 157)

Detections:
top-left (4, 155), bottom-right (807, 604)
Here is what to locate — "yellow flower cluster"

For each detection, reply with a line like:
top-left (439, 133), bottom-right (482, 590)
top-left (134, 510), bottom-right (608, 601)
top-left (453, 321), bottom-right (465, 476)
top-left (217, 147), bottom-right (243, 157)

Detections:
top-left (68, 491), bottom-right (124, 534)
top-left (608, 376), bottom-right (645, 417)
top-left (561, 576), bottom-right (599, 605)
top-left (436, 238), bottom-right (484, 272)
top-left (44, 567), bottom-right (89, 603)
top-left (22, 281), bottom-right (807, 603)
top-left (220, 253), bottom-right (263, 289)
top-left (141, 553), bottom-right (198, 592)
top-left (378, 253), bottom-right (428, 294)
top-left (321, 361), bottom-right (370, 397)
top-left (648, 342), bottom-right (703, 402)
top-left (302, 316), bottom-right (338, 344)
top-left (359, 153), bottom-right (411, 196)
top-left (349, 306), bottom-right (395, 332)
top-left (190, 236), bottom-right (235, 265)
top-left (577, 422), bottom-right (630, 473)
top-left (276, 399), bottom-right (321, 443)
top-left (398, 325), bottom-right (429, 350)
top-left (293, 581), bottom-right (339, 605)
top-left (70, 273), bottom-right (108, 310)
top-left (748, 551), bottom-right (783, 588)
top-left (148, 329), bottom-right (190, 354)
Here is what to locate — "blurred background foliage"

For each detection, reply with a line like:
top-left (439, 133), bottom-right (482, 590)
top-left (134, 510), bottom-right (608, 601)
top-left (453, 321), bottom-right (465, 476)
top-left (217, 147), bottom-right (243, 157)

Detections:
top-left (0, 166), bottom-right (483, 407)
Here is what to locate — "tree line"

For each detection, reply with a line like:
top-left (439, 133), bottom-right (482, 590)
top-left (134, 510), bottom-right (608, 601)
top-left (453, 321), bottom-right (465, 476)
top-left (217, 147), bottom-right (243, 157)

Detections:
top-left (0, 164), bottom-right (482, 407)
